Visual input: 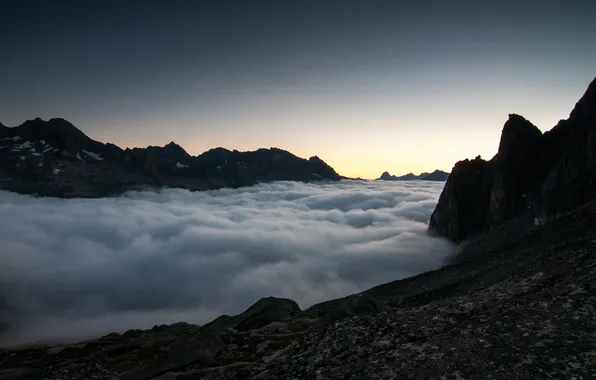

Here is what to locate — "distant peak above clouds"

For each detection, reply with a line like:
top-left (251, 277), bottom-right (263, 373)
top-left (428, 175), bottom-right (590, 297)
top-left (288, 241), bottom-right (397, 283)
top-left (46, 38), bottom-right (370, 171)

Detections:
top-left (378, 170), bottom-right (449, 181)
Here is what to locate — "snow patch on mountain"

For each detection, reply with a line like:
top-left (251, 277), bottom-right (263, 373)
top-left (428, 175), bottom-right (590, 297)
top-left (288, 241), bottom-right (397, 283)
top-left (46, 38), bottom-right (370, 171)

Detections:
top-left (82, 150), bottom-right (103, 161)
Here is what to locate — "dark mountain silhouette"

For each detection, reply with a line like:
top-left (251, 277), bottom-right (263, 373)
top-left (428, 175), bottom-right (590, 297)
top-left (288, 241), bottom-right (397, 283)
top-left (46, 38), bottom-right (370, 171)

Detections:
top-left (0, 118), bottom-right (342, 197)
top-left (429, 76), bottom-right (596, 242)
top-left (378, 170), bottom-right (449, 181)
top-left (421, 169), bottom-right (450, 181)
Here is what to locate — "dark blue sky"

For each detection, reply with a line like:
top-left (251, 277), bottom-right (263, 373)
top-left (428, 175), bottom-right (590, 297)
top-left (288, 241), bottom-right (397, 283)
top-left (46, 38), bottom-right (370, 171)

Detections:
top-left (1, 0), bottom-right (595, 177)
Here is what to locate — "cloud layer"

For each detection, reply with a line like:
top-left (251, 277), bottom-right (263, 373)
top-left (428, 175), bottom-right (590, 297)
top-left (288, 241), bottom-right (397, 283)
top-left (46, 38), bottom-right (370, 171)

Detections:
top-left (0, 180), bottom-right (453, 346)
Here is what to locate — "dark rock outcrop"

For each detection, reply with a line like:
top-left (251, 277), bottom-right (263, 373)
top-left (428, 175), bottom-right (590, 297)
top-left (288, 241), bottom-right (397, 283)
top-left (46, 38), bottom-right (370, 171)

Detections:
top-left (537, 77), bottom-right (596, 220)
top-left (430, 76), bottom-right (596, 242)
top-left (0, 119), bottom-right (342, 197)
top-left (428, 156), bottom-right (493, 242)
top-left (486, 114), bottom-right (543, 228)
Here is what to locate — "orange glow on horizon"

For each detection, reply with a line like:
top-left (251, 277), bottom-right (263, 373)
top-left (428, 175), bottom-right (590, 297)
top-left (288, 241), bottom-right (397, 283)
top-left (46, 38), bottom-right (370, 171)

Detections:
top-left (83, 77), bottom-right (585, 180)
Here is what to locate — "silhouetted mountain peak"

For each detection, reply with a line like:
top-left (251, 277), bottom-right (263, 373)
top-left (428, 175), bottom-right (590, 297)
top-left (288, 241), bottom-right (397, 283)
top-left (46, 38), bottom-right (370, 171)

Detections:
top-left (199, 147), bottom-right (232, 163)
top-left (568, 76), bottom-right (596, 121)
top-left (379, 171), bottom-right (396, 180)
top-left (506, 113), bottom-right (528, 122)
top-left (163, 141), bottom-right (189, 156)
top-left (26, 117), bottom-right (45, 124)
top-left (430, 75), bottom-right (596, 243)
top-left (19, 117), bottom-right (87, 137)
top-left (501, 114), bottom-right (541, 142)
top-left (204, 147), bottom-right (232, 154)
top-left (377, 170), bottom-right (449, 181)
top-left (422, 170), bottom-right (450, 181)
top-left (5, 117), bottom-right (98, 157)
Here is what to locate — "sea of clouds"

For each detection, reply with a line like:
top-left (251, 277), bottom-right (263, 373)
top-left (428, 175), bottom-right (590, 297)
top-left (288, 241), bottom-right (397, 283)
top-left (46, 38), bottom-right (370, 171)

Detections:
top-left (0, 180), bottom-right (453, 346)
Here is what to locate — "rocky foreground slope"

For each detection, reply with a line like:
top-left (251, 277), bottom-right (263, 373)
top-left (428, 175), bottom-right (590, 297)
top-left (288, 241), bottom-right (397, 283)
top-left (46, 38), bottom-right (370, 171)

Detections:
top-left (2, 196), bottom-right (596, 379)
top-left (0, 118), bottom-right (341, 197)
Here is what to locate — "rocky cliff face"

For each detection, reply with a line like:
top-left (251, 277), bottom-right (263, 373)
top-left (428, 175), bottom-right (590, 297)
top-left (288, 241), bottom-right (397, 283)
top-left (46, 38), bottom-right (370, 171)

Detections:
top-left (429, 76), bottom-right (596, 242)
top-left (428, 156), bottom-right (492, 242)
top-left (0, 118), bottom-right (343, 197)
top-left (487, 114), bottom-right (543, 228)
top-left (537, 77), bottom-right (596, 220)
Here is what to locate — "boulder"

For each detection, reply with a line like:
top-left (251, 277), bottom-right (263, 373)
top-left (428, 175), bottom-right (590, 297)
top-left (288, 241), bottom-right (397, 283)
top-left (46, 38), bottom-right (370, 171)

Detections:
top-left (235, 297), bottom-right (301, 332)
top-left (202, 297), bottom-right (301, 333)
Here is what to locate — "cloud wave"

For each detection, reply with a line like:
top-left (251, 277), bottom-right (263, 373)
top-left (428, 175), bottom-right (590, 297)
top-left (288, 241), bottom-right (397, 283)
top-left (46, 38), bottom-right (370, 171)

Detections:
top-left (0, 180), bottom-right (453, 346)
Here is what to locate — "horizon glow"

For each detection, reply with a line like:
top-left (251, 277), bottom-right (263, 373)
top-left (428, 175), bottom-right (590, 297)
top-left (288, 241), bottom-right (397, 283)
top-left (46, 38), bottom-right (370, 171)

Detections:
top-left (1, 1), bottom-right (594, 179)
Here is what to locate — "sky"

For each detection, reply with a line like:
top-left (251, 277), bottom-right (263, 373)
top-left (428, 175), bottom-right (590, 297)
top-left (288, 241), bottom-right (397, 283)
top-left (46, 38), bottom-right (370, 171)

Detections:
top-left (1, 0), bottom-right (595, 179)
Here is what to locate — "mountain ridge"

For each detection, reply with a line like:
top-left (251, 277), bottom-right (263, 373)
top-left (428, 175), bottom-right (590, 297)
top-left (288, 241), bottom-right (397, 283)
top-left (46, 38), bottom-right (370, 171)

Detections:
top-left (0, 118), bottom-right (343, 197)
top-left (378, 169), bottom-right (449, 181)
